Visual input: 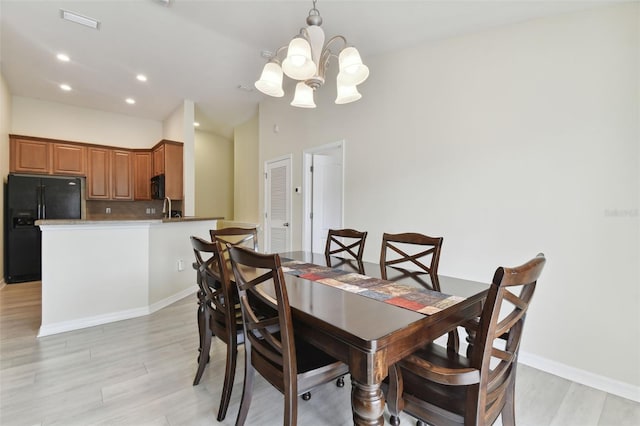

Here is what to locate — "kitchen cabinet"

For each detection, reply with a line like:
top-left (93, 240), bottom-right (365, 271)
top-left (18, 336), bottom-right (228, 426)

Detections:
top-left (87, 148), bottom-right (134, 200)
top-left (152, 144), bottom-right (165, 176)
top-left (152, 140), bottom-right (183, 200)
top-left (111, 150), bottom-right (134, 200)
top-left (87, 147), bottom-right (111, 199)
top-left (52, 143), bottom-right (86, 176)
top-left (133, 151), bottom-right (152, 200)
top-left (10, 135), bottom-right (86, 176)
top-left (10, 136), bottom-right (51, 174)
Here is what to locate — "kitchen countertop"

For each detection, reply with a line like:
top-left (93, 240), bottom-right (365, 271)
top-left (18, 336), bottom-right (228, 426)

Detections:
top-left (36, 217), bottom-right (222, 225)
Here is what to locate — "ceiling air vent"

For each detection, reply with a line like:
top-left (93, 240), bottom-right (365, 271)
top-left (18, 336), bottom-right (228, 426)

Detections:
top-left (60, 9), bottom-right (100, 30)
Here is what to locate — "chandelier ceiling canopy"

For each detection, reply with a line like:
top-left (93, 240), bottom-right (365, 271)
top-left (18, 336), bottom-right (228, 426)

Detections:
top-left (255, 0), bottom-right (369, 108)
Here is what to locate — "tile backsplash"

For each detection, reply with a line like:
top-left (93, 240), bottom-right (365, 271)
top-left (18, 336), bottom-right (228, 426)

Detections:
top-left (86, 200), bottom-right (182, 220)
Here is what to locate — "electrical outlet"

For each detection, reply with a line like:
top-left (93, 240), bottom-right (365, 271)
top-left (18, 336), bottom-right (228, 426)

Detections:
top-left (105, 207), bottom-right (111, 214)
top-left (151, 208), bottom-right (156, 214)
top-left (146, 208), bottom-right (151, 214)
top-left (177, 259), bottom-right (184, 271)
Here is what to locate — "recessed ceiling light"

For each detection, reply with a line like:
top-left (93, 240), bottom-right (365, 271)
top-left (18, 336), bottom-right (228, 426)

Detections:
top-left (193, 122), bottom-right (200, 127)
top-left (125, 98), bottom-right (136, 105)
top-left (60, 84), bottom-right (72, 91)
top-left (57, 53), bottom-right (70, 62)
top-left (60, 9), bottom-right (100, 30)
top-left (136, 74), bottom-right (147, 82)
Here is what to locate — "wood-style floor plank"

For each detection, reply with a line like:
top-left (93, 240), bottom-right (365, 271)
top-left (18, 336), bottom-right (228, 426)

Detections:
top-left (1, 281), bottom-right (638, 426)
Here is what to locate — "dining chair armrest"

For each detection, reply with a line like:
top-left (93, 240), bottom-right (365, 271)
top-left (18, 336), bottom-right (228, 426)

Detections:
top-left (400, 354), bottom-right (480, 386)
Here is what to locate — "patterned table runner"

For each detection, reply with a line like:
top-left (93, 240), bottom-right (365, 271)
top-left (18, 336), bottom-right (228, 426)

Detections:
top-left (280, 259), bottom-right (465, 316)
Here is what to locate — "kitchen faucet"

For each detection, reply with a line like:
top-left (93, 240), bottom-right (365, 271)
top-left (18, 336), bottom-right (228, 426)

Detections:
top-left (162, 196), bottom-right (172, 218)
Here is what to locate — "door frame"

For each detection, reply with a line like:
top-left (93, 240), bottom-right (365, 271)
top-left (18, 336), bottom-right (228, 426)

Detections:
top-left (302, 140), bottom-right (345, 253)
top-left (264, 154), bottom-right (293, 253)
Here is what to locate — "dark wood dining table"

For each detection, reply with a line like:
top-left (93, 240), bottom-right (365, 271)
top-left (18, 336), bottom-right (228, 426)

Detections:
top-left (265, 251), bottom-right (489, 426)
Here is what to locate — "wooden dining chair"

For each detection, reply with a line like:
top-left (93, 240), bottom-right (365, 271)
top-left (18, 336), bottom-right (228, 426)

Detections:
top-left (210, 226), bottom-right (258, 251)
top-left (227, 245), bottom-right (349, 426)
top-left (190, 236), bottom-right (244, 422)
top-left (380, 232), bottom-right (443, 285)
top-left (379, 231), bottom-right (459, 350)
top-left (324, 228), bottom-right (368, 272)
top-left (386, 253), bottom-right (546, 426)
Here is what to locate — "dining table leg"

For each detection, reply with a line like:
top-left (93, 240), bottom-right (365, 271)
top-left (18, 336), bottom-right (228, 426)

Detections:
top-left (351, 379), bottom-right (385, 425)
top-left (348, 349), bottom-right (387, 425)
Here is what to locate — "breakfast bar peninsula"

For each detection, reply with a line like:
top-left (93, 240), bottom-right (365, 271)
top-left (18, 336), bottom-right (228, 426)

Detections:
top-left (36, 217), bottom-right (219, 337)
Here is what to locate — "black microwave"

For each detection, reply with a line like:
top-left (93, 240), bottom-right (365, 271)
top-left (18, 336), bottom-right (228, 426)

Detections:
top-left (151, 174), bottom-right (165, 199)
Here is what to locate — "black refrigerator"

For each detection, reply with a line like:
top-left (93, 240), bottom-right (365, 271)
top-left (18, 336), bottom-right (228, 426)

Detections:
top-left (4, 174), bottom-right (82, 283)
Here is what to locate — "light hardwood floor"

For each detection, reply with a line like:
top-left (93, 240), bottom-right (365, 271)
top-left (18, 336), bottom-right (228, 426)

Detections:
top-left (1, 282), bottom-right (638, 426)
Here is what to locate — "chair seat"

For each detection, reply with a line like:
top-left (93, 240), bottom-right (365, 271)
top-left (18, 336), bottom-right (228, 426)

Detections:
top-left (399, 343), bottom-right (472, 418)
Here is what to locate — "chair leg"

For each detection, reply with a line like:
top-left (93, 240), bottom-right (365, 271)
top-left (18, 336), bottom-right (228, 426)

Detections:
top-left (193, 313), bottom-right (212, 386)
top-left (235, 349), bottom-right (255, 426)
top-left (387, 363), bottom-right (404, 426)
top-left (216, 344), bottom-right (238, 421)
top-left (501, 378), bottom-right (517, 426)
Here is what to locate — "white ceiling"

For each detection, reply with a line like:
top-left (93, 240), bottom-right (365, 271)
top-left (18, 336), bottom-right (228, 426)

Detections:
top-left (0, 0), bottom-right (619, 138)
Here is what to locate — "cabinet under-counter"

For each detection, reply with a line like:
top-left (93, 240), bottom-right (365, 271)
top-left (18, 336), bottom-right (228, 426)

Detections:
top-left (36, 217), bottom-right (220, 336)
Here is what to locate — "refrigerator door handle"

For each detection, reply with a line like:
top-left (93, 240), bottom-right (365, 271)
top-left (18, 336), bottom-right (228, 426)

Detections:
top-left (41, 185), bottom-right (46, 219)
top-left (37, 185), bottom-right (42, 220)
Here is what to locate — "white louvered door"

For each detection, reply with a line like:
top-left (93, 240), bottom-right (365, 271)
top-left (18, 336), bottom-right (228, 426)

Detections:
top-left (265, 156), bottom-right (291, 253)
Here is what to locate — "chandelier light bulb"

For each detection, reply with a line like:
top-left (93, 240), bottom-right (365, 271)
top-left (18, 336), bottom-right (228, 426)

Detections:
top-left (255, 62), bottom-right (285, 97)
top-left (291, 82), bottom-right (316, 108)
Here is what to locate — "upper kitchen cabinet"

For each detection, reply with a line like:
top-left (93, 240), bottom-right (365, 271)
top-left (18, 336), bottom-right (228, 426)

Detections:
top-left (10, 135), bottom-right (86, 176)
top-left (52, 143), bottom-right (86, 176)
top-left (87, 147), bottom-right (111, 199)
top-left (152, 140), bottom-right (183, 200)
top-left (10, 135), bottom-right (51, 174)
top-left (87, 147), bottom-right (133, 200)
top-left (111, 149), bottom-right (134, 200)
top-left (133, 151), bottom-right (152, 200)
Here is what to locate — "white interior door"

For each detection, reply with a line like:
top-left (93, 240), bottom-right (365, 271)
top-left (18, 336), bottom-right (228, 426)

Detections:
top-left (303, 142), bottom-right (344, 254)
top-left (265, 156), bottom-right (291, 253)
top-left (311, 151), bottom-right (343, 253)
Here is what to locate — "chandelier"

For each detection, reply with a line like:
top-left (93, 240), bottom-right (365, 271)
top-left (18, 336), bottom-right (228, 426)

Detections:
top-left (254, 0), bottom-right (369, 108)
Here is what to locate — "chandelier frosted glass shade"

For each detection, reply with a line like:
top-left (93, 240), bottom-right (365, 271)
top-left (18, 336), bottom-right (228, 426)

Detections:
top-left (254, 0), bottom-right (369, 108)
top-left (254, 62), bottom-right (285, 97)
top-left (282, 38), bottom-right (316, 80)
top-left (337, 47), bottom-right (369, 86)
top-left (335, 80), bottom-right (361, 104)
top-left (290, 82), bottom-right (317, 108)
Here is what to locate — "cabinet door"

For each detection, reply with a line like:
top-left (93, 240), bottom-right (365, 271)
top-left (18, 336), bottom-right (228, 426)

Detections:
top-left (52, 143), bottom-right (86, 176)
top-left (87, 147), bottom-right (111, 199)
top-left (112, 150), bottom-right (134, 200)
top-left (164, 143), bottom-right (184, 200)
top-left (10, 137), bottom-right (51, 174)
top-left (133, 151), bottom-right (152, 200)
top-left (152, 145), bottom-right (165, 176)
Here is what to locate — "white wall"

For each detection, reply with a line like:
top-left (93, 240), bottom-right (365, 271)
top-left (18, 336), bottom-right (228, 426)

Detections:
top-left (11, 96), bottom-right (162, 147)
top-left (163, 100), bottom-right (196, 216)
top-left (234, 114), bottom-right (260, 223)
top-left (0, 73), bottom-right (12, 284)
top-left (257, 3), bottom-right (639, 393)
top-left (195, 129), bottom-right (234, 219)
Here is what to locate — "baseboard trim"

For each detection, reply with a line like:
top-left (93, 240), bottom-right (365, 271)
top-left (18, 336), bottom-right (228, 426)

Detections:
top-left (519, 350), bottom-right (640, 402)
top-left (38, 288), bottom-right (196, 338)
